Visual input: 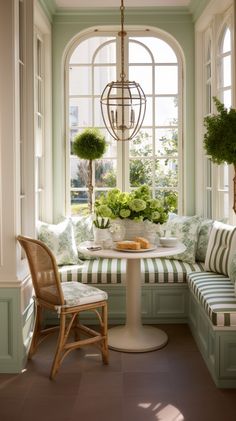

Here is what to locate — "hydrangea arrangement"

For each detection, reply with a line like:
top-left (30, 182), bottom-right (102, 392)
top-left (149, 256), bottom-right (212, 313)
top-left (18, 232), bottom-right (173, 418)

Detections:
top-left (94, 185), bottom-right (170, 224)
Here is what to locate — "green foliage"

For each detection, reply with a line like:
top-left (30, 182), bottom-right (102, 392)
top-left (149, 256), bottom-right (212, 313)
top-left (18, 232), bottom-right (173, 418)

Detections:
top-left (204, 97), bottom-right (236, 165)
top-left (93, 217), bottom-right (111, 229)
top-left (94, 185), bottom-right (170, 224)
top-left (73, 128), bottom-right (107, 160)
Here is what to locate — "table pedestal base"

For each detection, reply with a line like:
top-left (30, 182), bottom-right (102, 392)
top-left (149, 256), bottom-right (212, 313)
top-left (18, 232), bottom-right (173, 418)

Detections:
top-left (108, 325), bottom-right (168, 352)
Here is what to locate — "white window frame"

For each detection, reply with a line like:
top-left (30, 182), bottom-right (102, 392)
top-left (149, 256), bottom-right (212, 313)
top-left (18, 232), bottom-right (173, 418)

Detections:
top-left (34, 2), bottom-right (53, 223)
top-left (195, 1), bottom-right (235, 223)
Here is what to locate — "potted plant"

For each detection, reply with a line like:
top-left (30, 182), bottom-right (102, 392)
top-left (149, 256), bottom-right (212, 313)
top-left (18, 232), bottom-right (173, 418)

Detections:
top-left (204, 97), bottom-right (236, 212)
top-left (93, 204), bottom-right (112, 245)
top-left (94, 185), bottom-right (171, 240)
top-left (73, 128), bottom-right (107, 213)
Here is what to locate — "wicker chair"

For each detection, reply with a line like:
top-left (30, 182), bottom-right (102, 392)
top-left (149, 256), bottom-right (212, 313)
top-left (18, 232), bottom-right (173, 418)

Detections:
top-left (17, 235), bottom-right (109, 379)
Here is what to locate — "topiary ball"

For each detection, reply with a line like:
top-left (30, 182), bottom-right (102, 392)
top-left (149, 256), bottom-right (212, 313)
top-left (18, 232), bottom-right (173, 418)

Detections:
top-left (73, 128), bottom-right (107, 160)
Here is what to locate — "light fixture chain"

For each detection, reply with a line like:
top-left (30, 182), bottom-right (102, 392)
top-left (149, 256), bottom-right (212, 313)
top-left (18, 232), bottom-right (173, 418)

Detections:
top-left (120, 0), bottom-right (125, 80)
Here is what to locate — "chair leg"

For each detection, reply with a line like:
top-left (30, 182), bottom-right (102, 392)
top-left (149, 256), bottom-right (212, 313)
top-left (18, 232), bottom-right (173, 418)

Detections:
top-left (101, 303), bottom-right (109, 365)
top-left (50, 313), bottom-right (67, 379)
top-left (28, 303), bottom-right (42, 359)
top-left (73, 313), bottom-right (81, 342)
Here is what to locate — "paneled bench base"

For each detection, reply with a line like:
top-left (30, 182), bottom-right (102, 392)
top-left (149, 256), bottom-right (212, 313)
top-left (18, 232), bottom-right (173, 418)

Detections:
top-left (44, 283), bottom-right (189, 326)
top-left (188, 288), bottom-right (236, 388)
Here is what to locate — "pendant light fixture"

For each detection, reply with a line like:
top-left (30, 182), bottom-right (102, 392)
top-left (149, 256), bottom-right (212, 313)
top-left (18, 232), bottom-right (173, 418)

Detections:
top-left (100, 0), bottom-right (146, 141)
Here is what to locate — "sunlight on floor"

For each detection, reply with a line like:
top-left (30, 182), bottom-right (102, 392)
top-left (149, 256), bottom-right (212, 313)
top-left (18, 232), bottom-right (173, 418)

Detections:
top-left (138, 402), bottom-right (184, 421)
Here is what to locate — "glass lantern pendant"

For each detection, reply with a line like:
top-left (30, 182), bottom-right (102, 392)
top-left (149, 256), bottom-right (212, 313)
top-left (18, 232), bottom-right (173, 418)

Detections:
top-left (100, 0), bottom-right (146, 141)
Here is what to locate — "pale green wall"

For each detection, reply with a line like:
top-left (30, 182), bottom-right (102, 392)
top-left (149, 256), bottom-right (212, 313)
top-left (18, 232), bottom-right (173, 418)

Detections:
top-left (52, 8), bottom-right (195, 221)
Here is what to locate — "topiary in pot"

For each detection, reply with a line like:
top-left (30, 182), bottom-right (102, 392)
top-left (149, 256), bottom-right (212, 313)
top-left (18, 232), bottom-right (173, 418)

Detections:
top-left (73, 128), bottom-right (107, 213)
top-left (204, 97), bottom-right (236, 213)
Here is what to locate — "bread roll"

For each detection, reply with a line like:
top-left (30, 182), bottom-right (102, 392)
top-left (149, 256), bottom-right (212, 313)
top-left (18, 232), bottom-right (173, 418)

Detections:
top-left (116, 241), bottom-right (141, 250)
top-left (135, 236), bottom-right (151, 249)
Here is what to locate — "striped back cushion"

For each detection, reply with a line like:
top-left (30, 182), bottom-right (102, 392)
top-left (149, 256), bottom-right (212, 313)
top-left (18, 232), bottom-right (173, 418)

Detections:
top-left (205, 221), bottom-right (236, 276)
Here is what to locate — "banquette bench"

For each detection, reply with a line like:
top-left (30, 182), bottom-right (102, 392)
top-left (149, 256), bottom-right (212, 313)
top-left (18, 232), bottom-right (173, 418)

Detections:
top-left (37, 215), bottom-right (236, 388)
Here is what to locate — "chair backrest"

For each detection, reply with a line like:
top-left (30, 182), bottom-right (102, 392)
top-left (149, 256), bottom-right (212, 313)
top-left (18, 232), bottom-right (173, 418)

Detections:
top-left (17, 235), bottom-right (64, 306)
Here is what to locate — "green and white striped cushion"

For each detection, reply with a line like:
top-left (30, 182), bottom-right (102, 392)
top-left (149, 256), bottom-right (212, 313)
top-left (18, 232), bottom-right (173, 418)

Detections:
top-left (59, 259), bottom-right (127, 284)
top-left (205, 221), bottom-right (236, 276)
top-left (141, 259), bottom-right (204, 283)
top-left (187, 272), bottom-right (236, 326)
top-left (59, 258), bottom-right (205, 284)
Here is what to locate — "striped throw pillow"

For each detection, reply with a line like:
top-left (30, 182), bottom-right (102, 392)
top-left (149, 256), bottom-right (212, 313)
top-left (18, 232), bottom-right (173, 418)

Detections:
top-left (205, 221), bottom-right (236, 276)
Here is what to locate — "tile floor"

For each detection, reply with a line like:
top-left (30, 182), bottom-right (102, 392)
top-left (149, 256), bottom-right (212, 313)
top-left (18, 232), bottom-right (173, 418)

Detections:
top-left (0, 324), bottom-right (236, 421)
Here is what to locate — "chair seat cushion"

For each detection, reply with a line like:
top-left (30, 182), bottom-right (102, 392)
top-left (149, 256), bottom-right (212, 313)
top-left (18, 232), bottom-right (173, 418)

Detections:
top-left (59, 258), bottom-right (205, 284)
top-left (187, 272), bottom-right (236, 327)
top-left (61, 281), bottom-right (108, 307)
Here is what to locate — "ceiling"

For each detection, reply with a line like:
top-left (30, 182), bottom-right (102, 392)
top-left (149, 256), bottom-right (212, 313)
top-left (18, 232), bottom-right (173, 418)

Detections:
top-left (53, 0), bottom-right (191, 8)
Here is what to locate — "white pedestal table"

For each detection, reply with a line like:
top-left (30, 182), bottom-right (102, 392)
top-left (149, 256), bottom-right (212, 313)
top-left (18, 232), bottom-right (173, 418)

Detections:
top-left (78, 242), bottom-right (186, 353)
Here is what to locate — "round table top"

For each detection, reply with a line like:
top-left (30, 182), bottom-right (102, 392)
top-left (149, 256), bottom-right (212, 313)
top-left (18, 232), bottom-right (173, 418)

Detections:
top-left (78, 241), bottom-right (186, 260)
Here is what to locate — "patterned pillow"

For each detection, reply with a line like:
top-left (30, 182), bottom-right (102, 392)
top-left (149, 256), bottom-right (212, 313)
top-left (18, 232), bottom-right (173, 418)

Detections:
top-left (71, 215), bottom-right (95, 260)
top-left (205, 221), bottom-right (236, 276)
top-left (37, 218), bottom-right (78, 265)
top-left (164, 215), bottom-right (201, 264)
top-left (195, 218), bottom-right (214, 262)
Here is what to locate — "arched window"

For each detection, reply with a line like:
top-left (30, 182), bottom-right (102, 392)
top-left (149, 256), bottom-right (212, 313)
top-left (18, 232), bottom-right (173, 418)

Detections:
top-left (65, 29), bottom-right (183, 215)
top-left (216, 24), bottom-right (232, 219)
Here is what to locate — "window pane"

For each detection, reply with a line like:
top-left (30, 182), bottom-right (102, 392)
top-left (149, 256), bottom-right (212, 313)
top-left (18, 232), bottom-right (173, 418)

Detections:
top-left (70, 37), bottom-right (115, 63)
top-left (223, 55), bottom-right (231, 87)
top-left (222, 28), bottom-right (231, 53)
top-left (129, 158), bottom-right (153, 187)
top-left (95, 159), bottom-right (117, 187)
top-left (155, 97), bottom-right (178, 126)
top-left (155, 128), bottom-right (178, 157)
top-left (129, 65), bottom-right (153, 95)
top-left (94, 97), bottom-right (107, 127)
top-left (94, 65), bottom-right (116, 95)
top-left (129, 40), bottom-right (152, 63)
top-left (218, 164), bottom-right (229, 190)
top-left (132, 37), bottom-right (177, 63)
top-left (218, 192), bottom-right (229, 220)
top-left (103, 140), bottom-right (117, 158)
top-left (141, 96), bottom-right (153, 126)
top-left (69, 66), bottom-right (91, 95)
top-left (130, 130), bottom-right (153, 158)
top-left (94, 40), bottom-right (116, 63)
top-left (155, 66), bottom-right (178, 94)
top-left (70, 156), bottom-right (87, 188)
top-left (223, 89), bottom-right (231, 109)
top-left (69, 98), bottom-right (92, 127)
top-left (155, 158), bottom-right (178, 188)
top-left (71, 191), bottom-right (89, 215)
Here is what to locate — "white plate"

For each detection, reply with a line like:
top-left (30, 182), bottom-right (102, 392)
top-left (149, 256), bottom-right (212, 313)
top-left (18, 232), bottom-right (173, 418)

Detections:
top-left (114, 245), bottom-right (157, 253)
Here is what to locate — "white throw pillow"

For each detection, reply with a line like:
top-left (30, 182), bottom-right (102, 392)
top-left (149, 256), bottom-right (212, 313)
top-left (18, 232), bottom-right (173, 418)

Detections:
top-left (37, 218), bottom-right (78, 265)
top-left (205, 221), bottom-right (236, 276)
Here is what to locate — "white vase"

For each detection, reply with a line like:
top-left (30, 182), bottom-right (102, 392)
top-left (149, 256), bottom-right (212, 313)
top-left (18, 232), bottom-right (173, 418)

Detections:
top-left (121, 219), bottom-right (145, 240)
top-left (93, 227), bottom-right (111, 246)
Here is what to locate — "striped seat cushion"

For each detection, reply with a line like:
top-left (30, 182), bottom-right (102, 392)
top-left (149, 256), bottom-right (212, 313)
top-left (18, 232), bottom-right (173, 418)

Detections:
top-left (187, 272), bottom-right (236, 326)
top-left (59, 259), bottom-right (127, 284)
top-left (59, 258), bottom-right (205, 284)
top-left (141, 259), bottom-right (205, 283)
